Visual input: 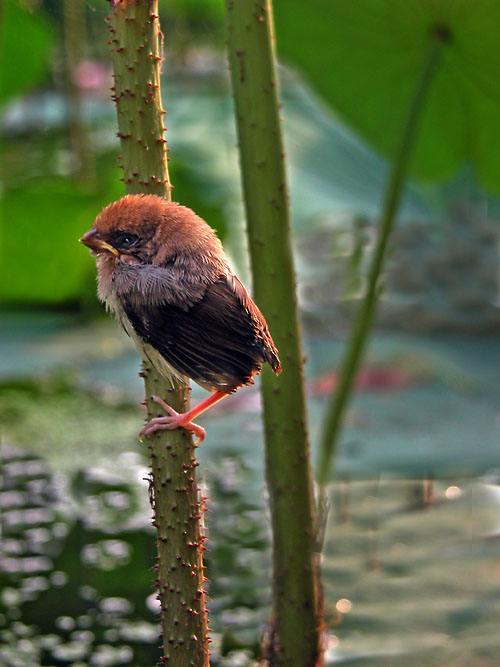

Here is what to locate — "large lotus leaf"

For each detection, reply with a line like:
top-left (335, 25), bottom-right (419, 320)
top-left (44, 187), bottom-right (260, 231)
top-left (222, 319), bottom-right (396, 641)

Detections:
top-left (273, 0), bottom-right (500, 192)
top-left (0, 1), bottom-right (53, 105)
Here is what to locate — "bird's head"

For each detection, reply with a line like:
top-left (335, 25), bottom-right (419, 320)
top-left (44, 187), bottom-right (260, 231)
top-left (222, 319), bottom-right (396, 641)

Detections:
top-left (80, 194), bottom-right (224, 268)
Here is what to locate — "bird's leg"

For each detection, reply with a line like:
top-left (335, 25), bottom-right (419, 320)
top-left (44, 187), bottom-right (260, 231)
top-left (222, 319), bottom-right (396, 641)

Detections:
top-left (140, 390), bottom-right (228, 444)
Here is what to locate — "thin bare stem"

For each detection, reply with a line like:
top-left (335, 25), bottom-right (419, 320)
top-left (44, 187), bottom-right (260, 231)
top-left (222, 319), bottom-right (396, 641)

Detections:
top-left (317, 35), bottom-right (445, 488)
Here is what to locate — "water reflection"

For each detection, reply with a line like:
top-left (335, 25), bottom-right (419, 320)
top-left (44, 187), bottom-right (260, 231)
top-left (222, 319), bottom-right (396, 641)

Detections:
top-left (3, 441), bottom-right (500, 665)
top-left (0, 445), bottom-right (269, 666)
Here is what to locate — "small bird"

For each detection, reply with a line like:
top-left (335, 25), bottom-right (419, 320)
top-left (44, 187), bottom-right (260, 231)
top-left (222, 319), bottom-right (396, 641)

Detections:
top-left (80, 194), bottom-right (281, 443)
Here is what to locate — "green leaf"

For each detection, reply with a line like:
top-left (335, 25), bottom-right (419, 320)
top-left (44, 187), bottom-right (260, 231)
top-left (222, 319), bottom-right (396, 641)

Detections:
top-left (273, 0), bottom-right (500, 191)
top-left (1, 181), bottom-right (97, 305)
top-left (0, 0), bottom-right (54, 105)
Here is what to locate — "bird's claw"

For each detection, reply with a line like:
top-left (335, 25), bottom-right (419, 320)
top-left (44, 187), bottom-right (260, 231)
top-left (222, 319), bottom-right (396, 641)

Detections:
top-left (139, 395), bottom-right (206, 444)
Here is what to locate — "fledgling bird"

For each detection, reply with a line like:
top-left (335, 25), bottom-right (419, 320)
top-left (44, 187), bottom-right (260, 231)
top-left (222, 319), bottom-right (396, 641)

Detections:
top-left (80, 194), bottom-right (281, 443)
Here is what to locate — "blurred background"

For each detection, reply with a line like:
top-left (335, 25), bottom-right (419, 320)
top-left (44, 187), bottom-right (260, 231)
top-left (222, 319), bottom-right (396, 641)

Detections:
top-left (2, 1), bottom-right (500, 665)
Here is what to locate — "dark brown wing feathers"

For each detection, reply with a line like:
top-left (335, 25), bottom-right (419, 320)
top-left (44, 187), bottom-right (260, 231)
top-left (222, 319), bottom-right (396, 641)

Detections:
top-left (124, 273), bottom-right (281, 392)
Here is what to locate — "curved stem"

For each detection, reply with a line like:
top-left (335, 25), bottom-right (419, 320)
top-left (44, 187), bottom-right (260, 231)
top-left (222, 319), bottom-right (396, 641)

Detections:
top-left (317, 35), bottom-right (445, 488)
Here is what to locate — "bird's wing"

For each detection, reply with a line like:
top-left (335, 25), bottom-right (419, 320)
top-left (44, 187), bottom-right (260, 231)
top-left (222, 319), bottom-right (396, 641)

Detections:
top-left (123, 273), bottom-right (280, 392)
top-left (225, 273), bottom-right (281, 374)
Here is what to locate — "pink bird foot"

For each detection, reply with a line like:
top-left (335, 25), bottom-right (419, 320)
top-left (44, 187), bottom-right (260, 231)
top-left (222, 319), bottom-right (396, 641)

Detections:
top-left (140, 395), bottom-right (206, 444)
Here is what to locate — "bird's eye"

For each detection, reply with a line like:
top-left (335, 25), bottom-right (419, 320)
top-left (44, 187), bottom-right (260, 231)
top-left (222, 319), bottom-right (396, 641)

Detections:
top-left (115, 233), bottom-right (139, 249)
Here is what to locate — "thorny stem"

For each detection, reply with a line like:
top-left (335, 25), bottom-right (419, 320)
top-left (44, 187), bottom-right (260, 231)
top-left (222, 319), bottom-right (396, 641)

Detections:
top-left (225, 1), bottom-right (322, 665)
top-left (107, 2), bottom-right (209, 664)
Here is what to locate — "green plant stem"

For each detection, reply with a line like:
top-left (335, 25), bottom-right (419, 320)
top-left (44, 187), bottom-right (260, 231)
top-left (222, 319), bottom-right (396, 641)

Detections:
top-left (107, 2), bottom-right (209, 664)
top-left (63, 0), bottom-right (94, 183)
top-left (225, 2), bottom-right (321, 665)
top-left (317, 36), bottom-right (444, 488)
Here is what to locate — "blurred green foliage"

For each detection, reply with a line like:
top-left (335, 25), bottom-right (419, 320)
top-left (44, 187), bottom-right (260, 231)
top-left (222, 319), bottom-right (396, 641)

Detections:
top-left (0, 0), bottom-right (228, 308)
top-left (1, 0), bottom-right (53, 105)
top-left (273, 0), bottom-right (500, 191)
top-left (3, 181), bottom-right (98, 304)
top-left (2, 0), bottom-right (499, 308)
top-left (159, 0), bottom-right (224, 25)
top-left (0, 151), bottom-right (230, 306)
top-left (170, 159), bottom-right (228, 241)
top-left (1, 169), bottom-right (124, 305)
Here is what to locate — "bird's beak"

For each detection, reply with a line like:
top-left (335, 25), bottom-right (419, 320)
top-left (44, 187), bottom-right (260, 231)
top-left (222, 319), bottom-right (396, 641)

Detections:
top-left (79, 229), bottom-right (119, 257)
